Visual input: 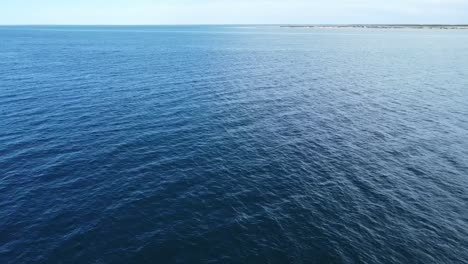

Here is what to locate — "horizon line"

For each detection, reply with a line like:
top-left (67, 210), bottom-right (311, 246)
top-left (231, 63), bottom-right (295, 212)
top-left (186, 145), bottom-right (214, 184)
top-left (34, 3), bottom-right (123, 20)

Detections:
top-left (1, 23), bottom-right (468, 26)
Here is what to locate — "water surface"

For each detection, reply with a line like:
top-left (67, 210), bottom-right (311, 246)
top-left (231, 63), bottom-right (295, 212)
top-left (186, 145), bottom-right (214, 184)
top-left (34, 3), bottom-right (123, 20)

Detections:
top-left (1, 26), bottom-right (468, 263)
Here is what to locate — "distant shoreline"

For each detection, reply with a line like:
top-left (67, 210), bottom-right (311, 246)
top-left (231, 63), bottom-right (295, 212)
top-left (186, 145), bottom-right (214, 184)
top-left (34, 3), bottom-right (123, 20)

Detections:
top-left (0, 24), bottom-right (467, 30)
top-left (281, 25), bottom-right (468, 30)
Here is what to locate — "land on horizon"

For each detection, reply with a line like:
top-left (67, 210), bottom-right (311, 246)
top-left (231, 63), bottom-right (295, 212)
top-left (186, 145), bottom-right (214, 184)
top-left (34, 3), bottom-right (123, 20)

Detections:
top-left (281, 24), bottom-right (468, 29)
top-left (0, 24), bottom-right (468, 28)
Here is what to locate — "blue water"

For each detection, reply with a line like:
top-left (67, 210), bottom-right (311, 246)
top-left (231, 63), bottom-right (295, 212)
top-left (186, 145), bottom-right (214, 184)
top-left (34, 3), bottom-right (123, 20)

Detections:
top-left (1, 26), bottom-right (467, 263)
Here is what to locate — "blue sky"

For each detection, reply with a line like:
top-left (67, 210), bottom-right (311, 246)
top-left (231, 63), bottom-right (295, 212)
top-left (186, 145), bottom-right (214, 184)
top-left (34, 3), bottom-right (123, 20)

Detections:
top-left (1, 0), bottom-right (468, 25)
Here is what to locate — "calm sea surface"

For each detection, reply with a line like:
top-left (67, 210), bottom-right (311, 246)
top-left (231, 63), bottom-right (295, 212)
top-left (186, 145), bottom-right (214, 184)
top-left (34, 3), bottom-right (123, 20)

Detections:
top-left (1, 26), bottom-right (467, 263)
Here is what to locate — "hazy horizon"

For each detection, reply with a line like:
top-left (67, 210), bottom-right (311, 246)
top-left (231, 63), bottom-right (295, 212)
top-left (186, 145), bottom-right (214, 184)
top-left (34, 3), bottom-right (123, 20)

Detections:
top-left (1, 23), bottom-right (468, 26)
top-left (2, 0), bottom-right (468, 25)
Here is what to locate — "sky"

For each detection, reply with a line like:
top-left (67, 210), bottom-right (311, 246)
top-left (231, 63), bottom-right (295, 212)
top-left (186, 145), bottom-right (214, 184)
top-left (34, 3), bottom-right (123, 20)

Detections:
top-left (1, 0), bottom-right (468, 25)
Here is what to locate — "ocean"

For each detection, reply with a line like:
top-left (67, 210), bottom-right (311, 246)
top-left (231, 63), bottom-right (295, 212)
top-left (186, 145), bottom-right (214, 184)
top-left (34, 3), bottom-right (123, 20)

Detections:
top-left (0, 26), bottom-right (467, 263)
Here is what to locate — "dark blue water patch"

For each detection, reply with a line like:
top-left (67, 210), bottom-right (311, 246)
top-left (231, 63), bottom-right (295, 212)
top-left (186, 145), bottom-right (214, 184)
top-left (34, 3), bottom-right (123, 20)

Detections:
top-left (1, 26), bottom-right (468, 264)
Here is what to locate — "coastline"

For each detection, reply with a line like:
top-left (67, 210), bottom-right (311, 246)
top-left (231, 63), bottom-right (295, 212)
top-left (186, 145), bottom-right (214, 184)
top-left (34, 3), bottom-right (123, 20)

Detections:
top-left (280, 25), bottom-right (468, 30)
